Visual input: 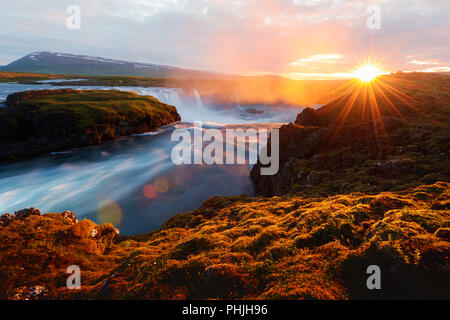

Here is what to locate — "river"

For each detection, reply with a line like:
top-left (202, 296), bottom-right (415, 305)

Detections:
top-left (0, 81), bottom-right (305, 235)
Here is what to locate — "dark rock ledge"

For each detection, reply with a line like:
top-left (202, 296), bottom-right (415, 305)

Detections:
top-left (0, 89), bottom-right (181, 162)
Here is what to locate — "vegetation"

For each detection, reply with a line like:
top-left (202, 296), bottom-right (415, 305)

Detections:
top-left (0, 182), bottom-right (448, 299)
top-left (0, 72), bottom-right (448, 300)
top-left (5, 89), bottom-right (179, 129)
top-left (252, 73), bottom-right (450, 197)
top-left (0, 71), bottom-right (67, 83)
top-left (1, 70), bottom-right (347, 106)
top-left (0, 89), bottom-right (180, 161)
top-left (43, 76), bottom-right (169, 88)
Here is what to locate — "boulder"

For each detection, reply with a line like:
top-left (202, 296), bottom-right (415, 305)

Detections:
top-left (9, 285), bottom-right (48, 300)
top-left (295, 107), bottom-right (323, 127)
top-left (0, 207), bottom-right (41, 227)
top-left (14, 207), bottom-right (41, 219)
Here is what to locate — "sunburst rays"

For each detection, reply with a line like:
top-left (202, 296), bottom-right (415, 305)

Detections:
top-left (319, 67), bottom-right (429, 157)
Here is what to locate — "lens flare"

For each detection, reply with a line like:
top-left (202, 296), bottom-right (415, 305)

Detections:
top-left (97, 200), bottom-right (122, 226)
top-left (352, 64), bottom-right (384, 83)
top-left (143, 184), bottom-right (157, 199)
top-left (154, 177), bottom-right (169, 193)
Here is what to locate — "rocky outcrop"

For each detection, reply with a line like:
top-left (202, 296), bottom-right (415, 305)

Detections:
top-left (0, 89), bottom-right (181, 162)
top-left (9, 285), bottom-right (49, 300)
top-left (251, 123), bottom-right (326, 196)
top-left (0, 208), bottom-right (119, 243)
top-left (251, 74), bottom-right (450, 197)
top-left (0, 207), bottom-right (41, 227)
top-left (295, 107), bottom-right (323, 126)
top-left (0, 208), bottom-right (120, 299)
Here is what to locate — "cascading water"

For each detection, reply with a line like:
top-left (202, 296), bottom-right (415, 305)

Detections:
top-left (0, 80), bottom-right (305, 235)
top-left (193, 89), bottom-right (204, 109)
top-left (137, 87), bottom-right (184, 108)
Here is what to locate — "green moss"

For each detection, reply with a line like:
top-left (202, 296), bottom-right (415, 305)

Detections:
top-left (0, 89), bottom-right (180, 161)
top-left (1, 182), bottom-right (449, 299)
top-left (0, 71), bottom-right (67, 83)
top-left (253, 73), bottom-right (450, 198)
top-left (14, 89), bottom-right (177, 129)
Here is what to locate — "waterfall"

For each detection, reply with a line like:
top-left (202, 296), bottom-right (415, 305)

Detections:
top-left (133, 87), bottom-right (209, 122)
top-left (193, 89), bottom-right (204, 109)
top-left (136, 87), bottom-right (184, 108)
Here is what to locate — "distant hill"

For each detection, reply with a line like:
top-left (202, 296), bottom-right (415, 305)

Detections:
top-left (0, 52), bottom-right (219, 78)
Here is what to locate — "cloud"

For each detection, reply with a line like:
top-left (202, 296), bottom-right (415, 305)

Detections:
top-left (0, 0), bottom-right (448, 78)
top-left (418, 66), bottom-right (450, 72)
top-left (291, 54), bottom-right (342, 66)
top-left (407, 60), bottom-right (439, 65)
top-left (283, 72), bottom-right (354, 80)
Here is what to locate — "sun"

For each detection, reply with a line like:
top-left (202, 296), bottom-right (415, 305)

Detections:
top-left (352, 64), bottom-right (384, 83)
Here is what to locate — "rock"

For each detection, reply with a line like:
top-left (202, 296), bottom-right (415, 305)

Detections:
top-left (60, 210), bottom-right (77, 223)
top-left (295, 107), bottom-right (322, 126)
top-left (369, 159), bottom-right (417, 178)
top-left (1, 209), bottom-right (120, 255)
top-left (250, 76), bottom-right (444, 197)
top-left (9, 285), bottom-right (48, 300)
top-left (14, 207), bottom-right (41, 219)
top-left (251, 123), bottom-right (326, 196)
top-left (305, 170), bottom-right (331, 186)
top-left (90, 229), bottom-right (98, 238)
top-left (0, 89), bottom-right (181, 162)
top-left (0, 207), bottom-right (41, 227)
top-left (0, 214), bottom-right (14, 227)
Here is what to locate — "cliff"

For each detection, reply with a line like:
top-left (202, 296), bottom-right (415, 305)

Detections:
top-left (0, 89), bottom-right (181, 161)
top-left (251, 73), bottom-right (450, 196)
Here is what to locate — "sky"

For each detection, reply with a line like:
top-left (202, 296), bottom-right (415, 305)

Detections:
top-left (0, 0), bottom-right (449, 79)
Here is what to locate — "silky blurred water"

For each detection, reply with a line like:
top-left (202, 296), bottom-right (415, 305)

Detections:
top-left (0, 81), bottom-right (304, 235)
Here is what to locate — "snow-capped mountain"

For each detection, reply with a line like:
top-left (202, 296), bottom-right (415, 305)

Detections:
top-left (0, 52), bottom-right (216, 78)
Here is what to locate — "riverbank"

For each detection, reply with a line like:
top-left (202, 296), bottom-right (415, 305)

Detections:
top-left (0, 81), bottom-right (299, 235)
top-left (0, 89), bottom-right (180, 161)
